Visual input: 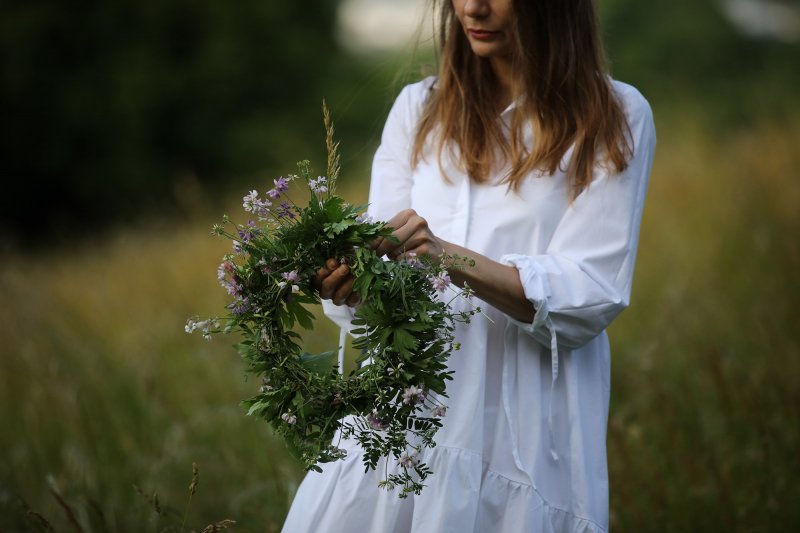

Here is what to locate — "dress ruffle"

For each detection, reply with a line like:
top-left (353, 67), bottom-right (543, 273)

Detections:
top-left (282, 443), bottom-right (606, 533)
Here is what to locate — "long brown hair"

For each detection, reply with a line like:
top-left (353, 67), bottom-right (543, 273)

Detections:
top-left (412, 0), bottom-right (633, 196)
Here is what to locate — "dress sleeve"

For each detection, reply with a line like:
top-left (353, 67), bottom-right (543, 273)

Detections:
top-left (501, 89), bottom-right (656, 352)
top-left (366, 82), bottom-right (421, 221)
top-left (322, 81), bottom-right (424, 331)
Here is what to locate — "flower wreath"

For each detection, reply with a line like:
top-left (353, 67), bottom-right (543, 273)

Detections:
top-left (187, 109), bottom-right (477, 496)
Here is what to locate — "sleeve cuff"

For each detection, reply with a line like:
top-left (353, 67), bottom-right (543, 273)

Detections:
top-left (500, 253), bottom-right (552, 335)
top-left (321, 299), bottom-right (357, 334)
top-left (501, 253), bottom-right (561, 388)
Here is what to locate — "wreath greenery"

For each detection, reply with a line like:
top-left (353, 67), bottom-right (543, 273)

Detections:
top-left (187, 106), bottom-right (477, 496)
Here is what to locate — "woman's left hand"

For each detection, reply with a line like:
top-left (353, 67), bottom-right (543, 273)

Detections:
top-left (370, 209), bottom-right (446, 261)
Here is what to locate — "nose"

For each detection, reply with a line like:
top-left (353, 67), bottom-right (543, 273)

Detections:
top-left (463, 0), bottom-right (490, 19)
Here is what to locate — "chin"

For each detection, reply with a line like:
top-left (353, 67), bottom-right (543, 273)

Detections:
top-left (468, 42), bottom-right (509, 59)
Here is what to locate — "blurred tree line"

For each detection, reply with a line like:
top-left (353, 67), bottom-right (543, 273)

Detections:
top-left (0, 0), bottom-right (797, 246)
top-left (601, 0), bottom-right (800, 123)
top-left (0, 0), bottom-right (392, 246)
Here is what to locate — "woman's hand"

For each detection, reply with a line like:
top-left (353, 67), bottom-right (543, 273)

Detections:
top-left (372, 209), bottom-right (535, 323)
top-left (371, 209), bottom-right (446, 261)
top-left (314, 258), bottom-right (360, 307)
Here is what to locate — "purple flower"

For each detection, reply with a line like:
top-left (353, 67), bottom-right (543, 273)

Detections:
top-left (282, 270), bottom-right (300, 283)
top-left (274, 176), bottom-right (289, 193)
top-left (431, 405), bottom-right (447, 418)
top-left (405, 251), bottom-right (422, 267)
top-left (223, 279), bottom-right (242, 297)
top-left (281, 412), bottom-right (297, 425)
top-left (428, 272), bottom-right (451, 293)
top-left (367, 410), bottom-right (389, 430)
top-left (402, 385), bottom-right (425, 406)
top-left (277, 201), bottom-right (296, 220)
top-left (229, 297), bottom-right (251, 316)
top-left (266, 188), bottom-right (280, 199)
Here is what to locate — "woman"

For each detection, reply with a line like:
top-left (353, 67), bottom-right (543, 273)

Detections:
top-left (283, 0), bottom-right (655, 531)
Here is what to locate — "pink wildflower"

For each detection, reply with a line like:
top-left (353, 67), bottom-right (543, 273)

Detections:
top-left (367, 410), bottom-right (389, 430)
top-left (398, 452), bottom-right (419, 468)
top-left (282, 270), bottom-right (300, 283)
top-left (402, 385), bottom-right (425, 406)
top-left (429, 272), bottom-right (451, 293)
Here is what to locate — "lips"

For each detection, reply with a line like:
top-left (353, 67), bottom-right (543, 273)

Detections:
top-left (467, 28), bottom-right (500, 41)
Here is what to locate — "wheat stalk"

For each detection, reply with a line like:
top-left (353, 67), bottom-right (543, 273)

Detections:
top-left (323, 100), bottom-right (341, 190)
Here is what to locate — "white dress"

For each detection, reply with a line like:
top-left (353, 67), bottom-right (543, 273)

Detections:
top-left (282, 78), bottom-right (656, 533)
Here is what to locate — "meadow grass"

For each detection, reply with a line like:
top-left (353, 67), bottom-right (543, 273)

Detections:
top-left (1, 115), bottom-right (798, 531)
top-left (608, 115), bottom-right (800, 531)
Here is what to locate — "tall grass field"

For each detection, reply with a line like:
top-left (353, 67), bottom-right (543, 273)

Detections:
top-left (1, 115), bottom-right (798, 531)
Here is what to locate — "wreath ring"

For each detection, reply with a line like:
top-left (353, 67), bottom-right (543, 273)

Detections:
top-left (187, 109), bottom-right (476, 497)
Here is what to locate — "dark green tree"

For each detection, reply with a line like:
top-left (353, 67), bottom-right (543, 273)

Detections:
top-left (0, 0), bottom-right (345, 242)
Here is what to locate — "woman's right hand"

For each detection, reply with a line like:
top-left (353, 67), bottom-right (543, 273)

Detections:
top-left (314, 258), bottom-right (360, 307)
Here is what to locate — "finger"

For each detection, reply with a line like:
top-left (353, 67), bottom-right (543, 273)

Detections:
top-left (388, 234), bottom-right (440, 260)
top-left (379, 217), bottom-right (432, 259)
top-left (345, 291), bottom-right (361, 307)
top-left (374, 219), bottom-right (419, 258)
top-left (332, 273), bottom-right (355, 306)
top-left (370, 210), bottom-right (414, 253)
top-left (320, 264), bottom-right (351, 301)
top-left (313, 265), bottom-right (332, 290)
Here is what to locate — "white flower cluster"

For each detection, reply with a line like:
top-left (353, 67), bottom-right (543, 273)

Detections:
top-left (242, 190), bottom-right (272, 219)
top-left (185, 317), bottom-right (220, 340)
top-left (309, 176), bottom-right (328, 193)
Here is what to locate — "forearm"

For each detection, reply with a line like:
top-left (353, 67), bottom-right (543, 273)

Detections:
top-left (441, 240), bottom-right (535, 323)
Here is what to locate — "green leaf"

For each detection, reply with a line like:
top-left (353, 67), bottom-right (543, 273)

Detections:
top-left (392, 327), bottom-right (419, 357)
top-left (299, 350), bottom-right (338, 375)
top-left (323, 219), bottom-right (356, 236)
top-left (246, 401), bottom-right (266, 417)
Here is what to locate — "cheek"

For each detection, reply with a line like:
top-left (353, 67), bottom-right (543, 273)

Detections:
top-left (452, 1), bottom-right (466, 24)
